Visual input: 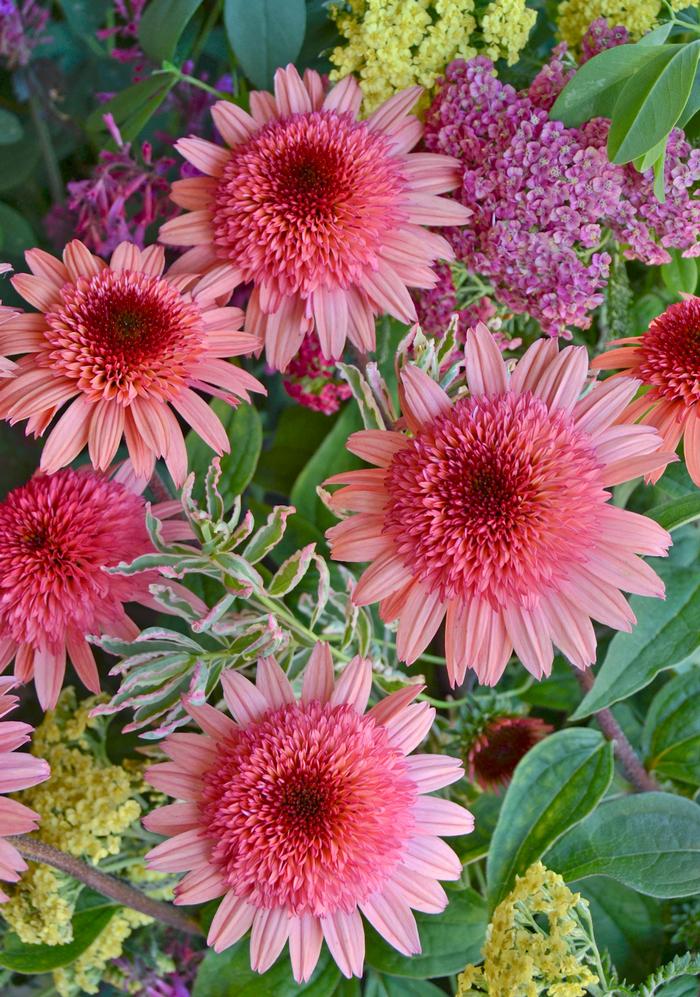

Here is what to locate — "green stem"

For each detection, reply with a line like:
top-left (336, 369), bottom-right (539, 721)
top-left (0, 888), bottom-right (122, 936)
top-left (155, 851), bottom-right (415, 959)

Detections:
top-left (155, 64), bottom-right (241, 104)
top-left (253, 593), bottom-right (351, 662)
top-left (22, 69), bottom-right (63, 204)
top-left (191, 0), bottom-right (224, 62)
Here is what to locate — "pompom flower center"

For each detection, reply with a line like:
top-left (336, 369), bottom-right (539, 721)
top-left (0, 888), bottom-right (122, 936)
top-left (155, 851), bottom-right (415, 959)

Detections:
top-left (213, 111), bottom-right (407, 296)
top-left (384, 392), bottom-right (607, 607)
top-left (200, 700), bottom-right (417, 916)
top-left (637, 297), bottom-right (700, 406)
top-left (0, 469), bottom-right (150, 649)
top-left (44, 268), bottom-right (206, 403)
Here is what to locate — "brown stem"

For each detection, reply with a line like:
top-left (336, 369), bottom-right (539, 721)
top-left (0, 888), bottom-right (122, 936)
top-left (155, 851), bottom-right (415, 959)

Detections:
top-left (573, 669), bottom-right (661, 793)
top-left (7, 836), bottom-right (204, 937)
top-left (148, 470), bottom-right (174, 505)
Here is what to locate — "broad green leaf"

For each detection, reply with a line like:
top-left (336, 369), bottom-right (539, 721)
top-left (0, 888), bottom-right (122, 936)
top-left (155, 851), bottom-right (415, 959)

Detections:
top-left (290, 402), bottom-right (363, 534)
top-left (550, 44), bottom-right (669, 127)
top-left (256, 405), bottom-right (336, 495)
top-left (86, 74), bottom-right (177, 144)
top-left (0, 109), bottom-right (23, 145)
top-left (0, 131), bottom-right (40, 192)
top-left (647, 493), bottom-right (700, 531)
top-left (193, 941), bottom-right (340, 996)
top-left (458, 792), bottom-right (502, 866)
top-left (660, 248), bottom-right (698, 294)
top-left (571, 560), bottom-right (700, 719)
top-left (578, 877), bottom-right (663, 983)
top-left (223, 0), bottom-right (307, 90)
top-left (546, 792), bottom-right (700, 897)
top-left (0, 906), bottom-right (118, 972)
top-left (364, 889), bottom-right (487, 978)
top-left (138, 0), bottom-right (204, 63)
top-left (642, 668), bottom-right (700, 785)
top-left (678, 71), bottom-right (700, 128)
top-left (608, 42), bottom-right (700, 164)
top-left (0, 203), bottom-right (35, 257)
top-left (486, 729), bottom-right (613, 909)
top-left (365, 974), bottom-right (445, 997)
top-left (486, 730), bottom-right (613, 909)
top-left (638, 23), bottom-right (674, 46)
top-left (187, 400), bottom-right (262, 510)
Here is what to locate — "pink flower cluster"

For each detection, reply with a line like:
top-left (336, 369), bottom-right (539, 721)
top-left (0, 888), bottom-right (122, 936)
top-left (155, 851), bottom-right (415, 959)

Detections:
top-left (580, 18), bottom-right (629, 62)
top-left (97, 1), bottom-right (149, 80)
top-left (282, 334), bottom-right (352, 415)
top-left (424, 54), bottom-right (700, 337)
top-left (53, 115), bottom-right (176, 256)
top-left (0, 0), bottom-right (48, 69)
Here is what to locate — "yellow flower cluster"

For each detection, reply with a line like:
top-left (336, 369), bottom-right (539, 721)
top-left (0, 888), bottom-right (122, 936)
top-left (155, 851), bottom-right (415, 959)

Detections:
top-left (456, 862), bottom-right (600, 996)
top-left (329, 0), bottom-right (535, 113)
top-left (557, 0), bottom-right (691, 47)
top-left (481, 0), bottom-right (538, 66)
top-left (54, 909), bottom-right (151, 997)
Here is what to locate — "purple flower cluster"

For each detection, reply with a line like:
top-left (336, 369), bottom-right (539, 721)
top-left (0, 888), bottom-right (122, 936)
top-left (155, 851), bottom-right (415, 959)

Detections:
top-left (48, 114), bottom-right (176, 256)
top-left (283, 334), bottom-right (352, 415)
top-left (0, 0), bottom-right (48, 69)
top-left (414, 264), bottom-right (517, 348)
top-left (424, 54), bottom-right (700, 337)
top-left (97, 1), bottom-right (149, 80)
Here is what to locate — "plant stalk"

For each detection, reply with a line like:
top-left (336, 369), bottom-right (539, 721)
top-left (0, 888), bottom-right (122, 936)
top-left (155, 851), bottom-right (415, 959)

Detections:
top-left (7, 836), bottom-right (204, 937)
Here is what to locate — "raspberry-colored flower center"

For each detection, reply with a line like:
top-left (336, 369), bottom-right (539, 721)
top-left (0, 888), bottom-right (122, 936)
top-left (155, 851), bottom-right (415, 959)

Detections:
top-left (384, 392), bottom-right (606, 607)
top-left (637, 298), bottom-right (700, 407)
top-left (0, 469), bottom-right (151, 649)
top-left (43, 268), bottom-right (206, 404)
top-left (213, 110), bottom-right (407, 296)
top-left (200, 700), bottom-right (416, 916)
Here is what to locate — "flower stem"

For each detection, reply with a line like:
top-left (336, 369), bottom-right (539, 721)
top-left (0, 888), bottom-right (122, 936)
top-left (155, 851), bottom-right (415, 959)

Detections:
top-left (22, 69), bottom-right (64, 204)
top-left (572, 668), bottom-right (661, 792)
top-left (7, 836), bottom-right (204, 937)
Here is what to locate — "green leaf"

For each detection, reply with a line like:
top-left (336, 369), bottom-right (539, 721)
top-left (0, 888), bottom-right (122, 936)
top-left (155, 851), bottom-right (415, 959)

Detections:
top-left (138, 0), bottom-right (204, 63)
top-left (187, 400), bottom-right (262, 510)
top-left (578, 877), bottom-right (663, 983)
top-left (86, 74), bottom-right (177, 144)
top-left (550, 44), bottom-right (668, 127)
top-left (571, 560), bottom-right (700, 719)
top-left (486, 729), bottom-right (613, 910)
top-left (0, 905), bottom-right (119, 973)
top-left (0, 203), bottom-right (35, 257)
top-left (364, 889), bottom-right (487, 979)
top-left (193, 940), bottom-right (340, 996)
top-left (0, 131), bottom-right (40, 192)
top-left (0, 109), bottom-right (23, 145)
top-left (642, 668), bottom-right (700, 785)
top-left (546, 792), bottom-right (700, 897)
top-left (660, 248), bottom-right (698, 294)
top-left (267, 543), bottom-right (315, 596)
top-left (365, 973), bottom-right (446, 997)
top-left (242, 505), bottom-right (294, 563)
top-left (647, 493), bottom-right (700, 532)
top-left (608, 42), bottom-right (700, 164)
top-left (458, 792), bottom-right (503, 866)
top-left (223, 0), bottom-right (307, 89)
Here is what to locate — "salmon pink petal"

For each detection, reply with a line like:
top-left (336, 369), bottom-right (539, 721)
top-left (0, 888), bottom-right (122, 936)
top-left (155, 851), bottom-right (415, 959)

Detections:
top-left (220, 670), bottom-right (269, 726)
top-left (63, 240), bottom-right (104, 280)
top-left (329, 656), bottom-right (373, 713)
top-left (65, 632), bottom-right (100, 694)
top-left (301, 642), bottom-right (334, 704)
top-left (11, 272), bottom-right (59, 312)
top-left (146, 829), bottom-right (210, 872)
top-left (175, 137), bottom-right (230, 176)
top-left (175, 866), bottom-right (228, 905)
top-left (255, 655), bottom-right (295, 709)
top-left (289, 915), bottom-right (323, 984)
top-left (184, 701), bottom-right (238, 740)
top-left (466, 322), bottom-right (508, 396)
top-left (413, 797), bottom-right (474, 837)
top-left (0, 798), bottom-right (40, 835)
top-left (88, 400), bottom-right (124, 471)
top-left (110, 241), bottom-right (141, 271)
top-left (404, 755), bottom-right (464, 793)
top-left (395, 584), bottom-right (446, 664)
top-left (25, 248), bottom-right (69, 286)
top-left (367, 683), bottom-right (422, 726)
top-left (313, 286), bottom-right (348, 359)
top-left (250, 907), bottom-right (291, 973)
top-left (360, 884), bottom-right (420, 957)
top-left (503, 604), bottom-right (554, 680)
top-left (142, 802), bottom-right (201, 836)
top-left (402, 836), bottom-right (462, 880)
top-left (399, 365), bottom-right (451, 432)
top-left (532, 345), bottom-right (589, 413)
top-left (321, 909), bottom-right (365, 978)
top-left (33, 644), bottom-right (66, 711)
top-left (367, 86), bottom-right (422, 133)
top-left (390, 866), bottom-right (448, 914)
top-left (211, 101), bottom-right (258, 146)
top-left (385, 701), bottom-right (435, 754)
top-left (684, 410), bottom-right (700, 486)
top-left (354, 554), bottom-right (414, 605)
top-left (207, 891), bottom-right (255, 952)
top-left (171, 388), bottom-right (230, 455)
top-left (509, 337), bottom-right (559, 395)
top-left (40, 395), bottom-right (92, 472)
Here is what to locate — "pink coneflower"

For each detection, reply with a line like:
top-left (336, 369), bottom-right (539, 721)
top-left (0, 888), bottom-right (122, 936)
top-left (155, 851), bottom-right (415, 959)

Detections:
top-left (144, 646), bottom-right (473, 982)
top-left (326, 323), bottom-right (675, 686)
top-left (592, 297), bottom-right (700, 486)
top-left (159, 63), bottom-right (470, 371)
top-left (464, 715), bottom-right (552, 792)
top-left (0, 466), bottom-right (194, 711)
top-left (0, 677), bottom-right (50, 901)
top-left (0, 240), bottom-right (264, 485)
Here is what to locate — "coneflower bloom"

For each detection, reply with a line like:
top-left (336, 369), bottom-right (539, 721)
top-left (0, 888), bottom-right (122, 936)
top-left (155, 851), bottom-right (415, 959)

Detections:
top-left (159, 63), bottom-right (470, 371)
top-left (326, 323), bottom-right (675, 686)
top-left (592, 296), bottom-right (700, 486)
top-left (0, 466), bottom-right (195, 711)
top-left (144, 646), bottom-right (473, 982)
top-left (464, 714), bottom-right (552, 792)
top-left (0, 677), bottom-right (50, 901)
top-left (0, 240), bottom-right (264, 485)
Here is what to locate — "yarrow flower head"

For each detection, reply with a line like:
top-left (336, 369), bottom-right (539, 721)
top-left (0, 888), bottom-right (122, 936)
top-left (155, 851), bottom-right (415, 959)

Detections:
top-left (160, 63), bottom-right (470, 371)
top-left (144, 646), bottom-right (473, 982)
top-left (326, 324), bottom-right (675, 686)
top-left (592, 296), bottom-right (700, 487)
top-left (0, 677), bottom-right (50, 901)
top-left (0, 240), bottom-right (264, 484)
top-left (0, 466), bottom-right (193, 710)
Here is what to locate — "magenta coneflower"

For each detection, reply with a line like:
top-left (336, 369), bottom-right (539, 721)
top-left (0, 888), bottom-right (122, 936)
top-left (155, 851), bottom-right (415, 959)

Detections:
top-left (0, 677), bottom-right (50, 901)
top-left (0, 240), bottom-right (264, 485)
top-left (159, 64), bottom-right (470, 371)
top-left (144, 646), bottom-right (473, 982)
top-left (465, 715), bottom-right (552, 792)
top-left (592, 296), bottom-right (700, 486)
top-left (0, 466), bottom-right (194, 710)
top-left (326, 324), bottom-right (675, 686)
